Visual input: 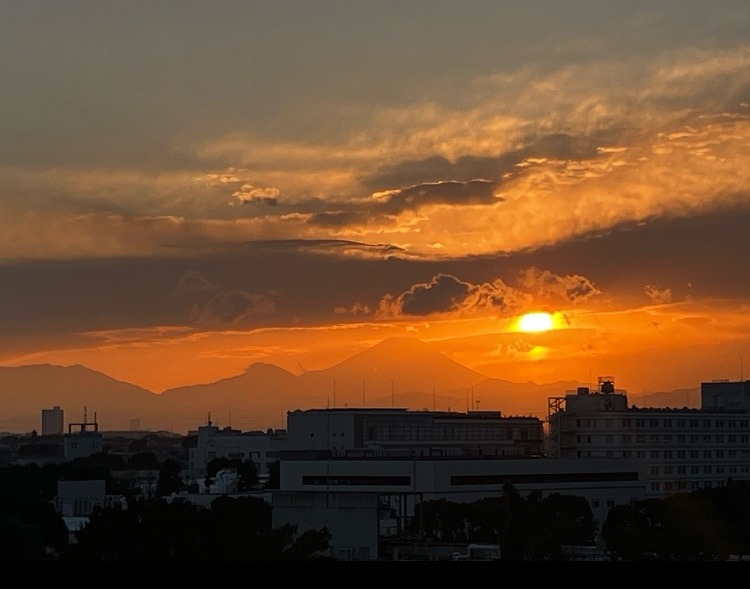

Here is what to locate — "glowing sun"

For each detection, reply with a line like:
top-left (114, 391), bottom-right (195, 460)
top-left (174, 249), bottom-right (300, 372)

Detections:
top-left (518, 312), bottom-right (554, 333)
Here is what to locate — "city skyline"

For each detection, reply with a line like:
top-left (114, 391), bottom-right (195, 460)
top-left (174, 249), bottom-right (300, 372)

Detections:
top-left (1, 3), bottom-right (749, 410)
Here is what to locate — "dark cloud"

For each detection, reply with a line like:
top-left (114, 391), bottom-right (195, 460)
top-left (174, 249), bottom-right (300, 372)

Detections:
top-left (244, 238), bottom-right (407, 260)
top-left (306, 210), bottom-right (368, 228)
top-left (188, 290), bottom-right (275, 324)
top-left (171, 270), bottom-right (219, 295)
top-left (1, 206), bottom-right (749, 344)
top-left (398, 273), bottom-right (473, 315)
top-left (379, 273), bottom-right (529, 317)
top-left (518, 267), bottom-right (601, 302)
top-left (362, 132), bottom-right (613, 196)
top-left (374, 179), bottom-right (501, 213)
top-left (363, 154), bottom-right (517, 192)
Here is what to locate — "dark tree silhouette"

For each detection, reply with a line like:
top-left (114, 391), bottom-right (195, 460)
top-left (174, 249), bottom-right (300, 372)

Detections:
top-left (205, 457), bottom-right (259, 491)
top-left (156, 458), bottom-right (184, 497)
top-left (129, 451), bottom-right (159, 470)
top-left (61, 496), bottom-right (331, 561)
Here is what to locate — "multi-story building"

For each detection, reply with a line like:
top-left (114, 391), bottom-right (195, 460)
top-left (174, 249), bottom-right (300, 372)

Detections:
top-left (272, 406), bottom-right (642, 560)
top-left (548, 377), bottom-right (750, 498)
top-left (64, 416), bottom-right (103, 462)
top-left (285, 407), bottom-right (545, 458)
top-left (41, 406), bottom-right (64, 436)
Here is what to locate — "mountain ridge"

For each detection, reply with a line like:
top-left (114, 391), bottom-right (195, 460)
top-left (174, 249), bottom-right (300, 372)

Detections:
top-left (0, 337), bottom-right (702, 434)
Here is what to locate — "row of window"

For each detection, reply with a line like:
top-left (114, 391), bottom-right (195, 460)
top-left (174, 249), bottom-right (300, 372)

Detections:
top-left (364, 424), bottom-right (537, 441)
top-left (575, 418), bottom-right (750, 429)
top-left (574, 449), bottom-right (750, 460)
top-left (649, 464), bottom-right (750, 475)
top-left (649, 480), bottom-right (730, 492)
top-left (575, 434), bottom-right (749, 444)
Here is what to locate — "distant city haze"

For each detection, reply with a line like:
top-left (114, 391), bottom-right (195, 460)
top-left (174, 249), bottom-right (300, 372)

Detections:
top-left (0, 337), bottom-right (701, 435)
top-left (0, 4), bottom-right (747, 427)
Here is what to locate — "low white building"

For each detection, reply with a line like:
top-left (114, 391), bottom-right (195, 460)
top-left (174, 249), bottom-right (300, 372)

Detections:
top-left (272, 454), bottom-right (646, 560)
top-left (188, 422), bottom-right (286, 479)
top-left (54, 479), bottom-right (127, 542)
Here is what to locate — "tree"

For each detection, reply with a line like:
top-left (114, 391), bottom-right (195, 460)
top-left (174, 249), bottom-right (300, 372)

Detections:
top-left (156, 458), bottom-right (184, 497)
top-left (205, 457), bottom-right (259, 491)
top-left (129, 451), bottom-right (159, 470)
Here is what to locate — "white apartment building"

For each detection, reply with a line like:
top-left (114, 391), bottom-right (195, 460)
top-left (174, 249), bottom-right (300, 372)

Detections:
top-left (187, 421), bottom-right (286, 479)
top-left (64, 421), bottom-right (103, 461)
top-left (548, 377), bottom-right (750, 498)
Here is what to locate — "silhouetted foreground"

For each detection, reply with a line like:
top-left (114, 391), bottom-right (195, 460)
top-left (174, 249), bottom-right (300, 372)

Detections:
top-left (4, 457), bottom-right (750, 561)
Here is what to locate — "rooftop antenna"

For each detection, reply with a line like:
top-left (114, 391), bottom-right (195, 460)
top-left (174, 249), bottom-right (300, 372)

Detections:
top-left (207, 411), bottom-right (212, 426)
top-left (84, 406), bottom-right (88, 423)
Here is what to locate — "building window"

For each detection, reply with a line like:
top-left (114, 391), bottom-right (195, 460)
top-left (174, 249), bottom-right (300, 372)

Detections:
top-left (704, 451), bottom-right (712, 459)
top-left (606, 435), bottom-right (613, 444)
top-left (650, 466), bottom-right (660, 475)
top-left (677, 450), bottom-right (685, 459)
top-left (677, 466), bottom-right (686, 474)
top-left (663, 419), bottom-right (672, 428)
top-left (636, 419), bottom-right (645, 428)
top-left (650, 419), bottom-right (659, 427)
top-left (622, 434), bottom-right (632, 443)
top-left (650, 482), bottom-right (660, 491)
top-left (663, 434), bottom-right (673, 443)
top-left (637, 435), bottom-right (646, 444)
top-left (703, 465), bottom-right (712, 474)
top-left (606, 498), bottom-right (615, 508)
top-left (703, 420), bottom-right (712, 428)
top-left (664, 450), bottom-right (673, 459)
top-left (650, 450), bottom-right (659, 459)
top-left (622, 419), bottom-right (631, 428)
top-left (716, 435), bottom-right (725, 444)
top-left (690, 420), bottom-right (699, 428)
top-left (664, 466), bottom-right (673, 475)
top-left (716, 450), bottom-right (725, 459)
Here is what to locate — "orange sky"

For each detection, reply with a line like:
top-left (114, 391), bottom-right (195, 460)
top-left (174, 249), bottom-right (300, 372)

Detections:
top-left (0, 4), bottom-right (748, 411)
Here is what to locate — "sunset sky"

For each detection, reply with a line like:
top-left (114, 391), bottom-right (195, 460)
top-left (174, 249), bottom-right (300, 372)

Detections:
top-left (1, 2), bottom-right (749, 401)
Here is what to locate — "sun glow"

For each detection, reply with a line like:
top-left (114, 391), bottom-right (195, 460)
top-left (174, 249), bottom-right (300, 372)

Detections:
top-left (518, 312), bottom-right (555, 333)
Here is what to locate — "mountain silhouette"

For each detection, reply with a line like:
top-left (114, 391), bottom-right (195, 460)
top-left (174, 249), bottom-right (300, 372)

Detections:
top-left (0, 338), bottom-right (702, 434)
top-left (0, 364), bottom-right (159, 433)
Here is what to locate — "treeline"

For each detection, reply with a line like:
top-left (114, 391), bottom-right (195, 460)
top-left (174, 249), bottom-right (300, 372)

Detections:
top-left (4, 454), bottom-right (750, 561)
top-left (407, 481), bottom-right (750, 560)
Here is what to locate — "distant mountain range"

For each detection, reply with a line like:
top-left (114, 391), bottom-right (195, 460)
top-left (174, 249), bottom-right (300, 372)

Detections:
top-left (0, 337), bottom-right (700, 435)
